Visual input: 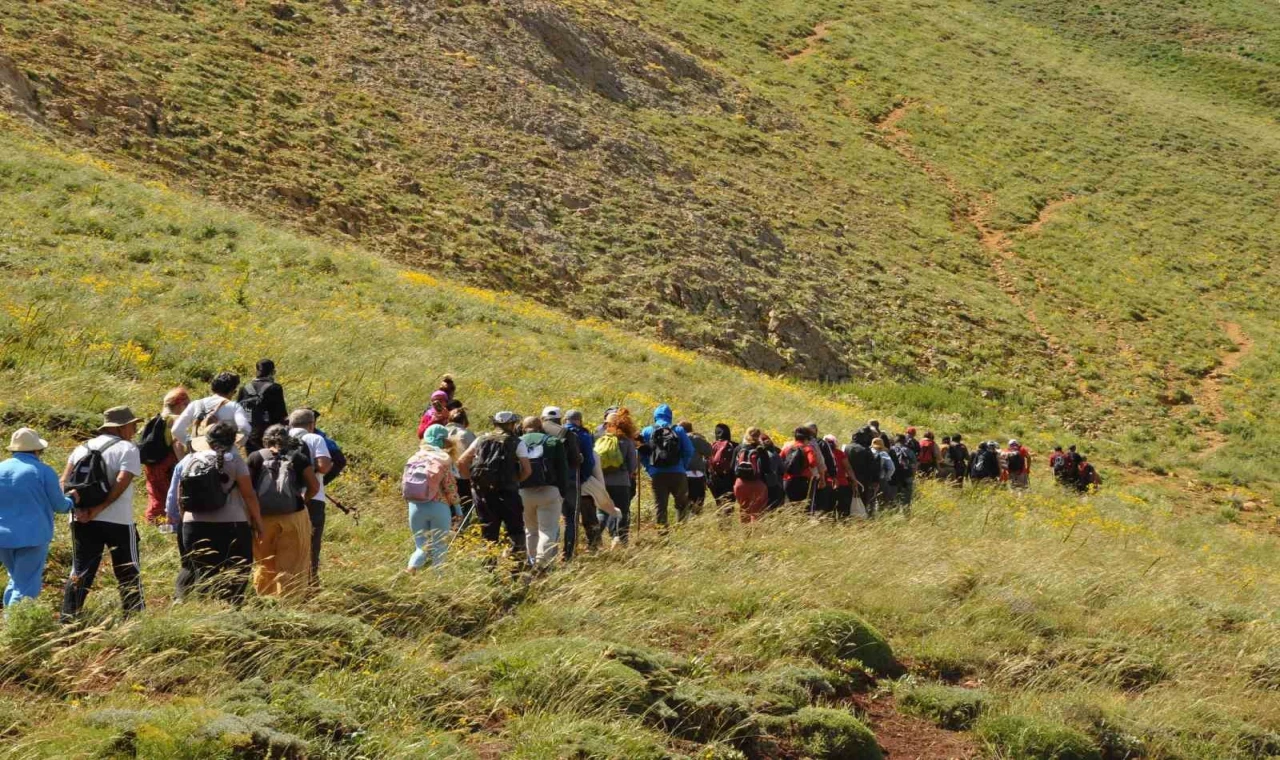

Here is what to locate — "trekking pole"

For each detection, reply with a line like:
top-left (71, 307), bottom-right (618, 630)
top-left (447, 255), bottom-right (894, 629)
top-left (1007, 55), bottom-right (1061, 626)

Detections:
top-left (446, 502), bottom-right (478, 554)
top-left (327, 495), bottom-right (360, 525)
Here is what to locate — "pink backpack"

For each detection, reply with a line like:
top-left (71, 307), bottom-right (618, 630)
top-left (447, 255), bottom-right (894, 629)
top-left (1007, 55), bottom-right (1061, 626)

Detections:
top-left (402, 451), bottom-right (449, 502)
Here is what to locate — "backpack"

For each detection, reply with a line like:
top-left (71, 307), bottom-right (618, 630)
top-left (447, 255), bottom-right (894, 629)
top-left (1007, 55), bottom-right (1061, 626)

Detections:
top-left (784, 445), bottom-right (809, 477)
top-left (189, 398), bottom-right (228, 448)
top-left (521, 433), bottom-right (553, 490)
top-left (816, 439), bottom-right (837, 477)
top-left (734, 447), bottom-right (761, 481)
top-left (709, 440), bottom-right (736, 477)
top-left (950, 443), bottom-right (969, 470)
top-left (918, 440), bottom-right (936, 465)
top-left (65, 438), bottom-right (125, 510)
top-left (402, 451), bottom-right (450, 503)
top-left (595, 434), bottom-right (624, 472)
top-left (256, 450), bottom-right (300, 515)
top-left (138, 414), bottom-right (172, 465)
top-left (1007, 449), bottom-right (1026, 473)
top-left (316, 430), bottom-right (347, 484)
top-left (470, 434), bottom-right (520, 491)
top-left (892, 446), bottom-right (916, 485)
top-left (179, 450), bottom-right (229, 513)
top-left (239, 379), bottom-right (277, 429)
top-left (650, 425), bottom-right (682, 469)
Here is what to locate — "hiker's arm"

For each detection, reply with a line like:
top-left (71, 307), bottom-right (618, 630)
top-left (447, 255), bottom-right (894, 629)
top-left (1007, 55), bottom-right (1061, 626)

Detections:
top-left (44, 466), bottom-right (75, 513)
top-left (166, 461), bottom-right (185, 526)
top-left (170, 405), bottom-right (195, 444)
top-left (517, 456), bottom-right (532, 483)
top-left (268, 384), bottom-right (287, 423)
top-left (82, 470), bottom-right (135, 522)
top-left (302, 465), bottom-right (320, 503)
top-left (60, 459), bottom-right (74, 490)
top-left (235, 472), bottom-right (266, 535)
top-left (314, 455), bottom-right (333, 476)
top-left (232, 404), bottom-right (251, 437)
top-left (457, 447), bottom-right (476, 479)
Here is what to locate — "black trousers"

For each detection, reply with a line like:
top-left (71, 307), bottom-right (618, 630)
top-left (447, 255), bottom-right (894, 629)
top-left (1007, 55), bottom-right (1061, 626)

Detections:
top-left (812, 485), bottom-right (835, 513)
top-left (709, 474), bottom-right (736, 503)
top-left (562, 480), bottom-right (602, 561)
top-left (687, 476), bottom-right (707, 513)
top-left (307, 499), bottom-right (325, 586)
top-left (61, 520), bottom-right (144, 622)
top-left (176, 521), bottom-right (253, 607)
top-left (604, 484), bottom-right (633, 545)
top-left (784, 477), bottom-right (812, 505)
top-left (834, 484), bottom-right (855, 518)
top-left (476, 488), bottom-right (525, 558)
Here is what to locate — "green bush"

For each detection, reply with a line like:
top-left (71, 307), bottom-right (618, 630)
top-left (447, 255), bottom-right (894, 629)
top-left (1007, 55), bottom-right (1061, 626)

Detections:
top-left (978, 714), bottom-right (1102, 760)
top-left (898, 683), bottom-right (988, 730)
top-left (791, 610), bottom-right (900, 676)
top-left (662, 684), bottom-right (757, 743)
top-left (502, 712), bottom-right (668, 760)
top-left (81, 706), bottom-right (309, 759)
top-left (759, 707), bottom-right (882, 760)
top-left (749, 664), bottom-right (858, 715)
top-left (0, 600), bottom-right (60, 682)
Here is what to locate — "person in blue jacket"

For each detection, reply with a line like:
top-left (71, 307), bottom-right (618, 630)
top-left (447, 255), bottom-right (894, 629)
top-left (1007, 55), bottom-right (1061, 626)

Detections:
top-left (0, 428), bottom-right (76, 608)
top-left (640, 404), bottom-right (695, 527)
top-left (562, 410), bottom-right (601, 555)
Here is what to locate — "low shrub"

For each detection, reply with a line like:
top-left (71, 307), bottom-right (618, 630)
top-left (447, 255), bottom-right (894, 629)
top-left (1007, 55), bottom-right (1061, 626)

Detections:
top-left (978, 714), bottom-right (1102, 760)
top-left (0, 600), bottom-right (60, 682)
top-left (662, 684), bottom-right (757, 743)
top-left (792, 610), bottom-right (900, 676)
top-left (759, 707), bottom-right (882, 760)
top-left (81, 706), bottom-right (309, 759)
top-left (749, 664), bottom-right (859, 715)
top-left (502, 712), bottom-right (668, 760)
top-left (898, 683), bottom-right (988, 730)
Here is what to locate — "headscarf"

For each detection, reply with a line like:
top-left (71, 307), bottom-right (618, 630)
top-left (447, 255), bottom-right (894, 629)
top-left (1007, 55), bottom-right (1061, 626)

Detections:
top-left (422, 424), bottom-right (450, 450)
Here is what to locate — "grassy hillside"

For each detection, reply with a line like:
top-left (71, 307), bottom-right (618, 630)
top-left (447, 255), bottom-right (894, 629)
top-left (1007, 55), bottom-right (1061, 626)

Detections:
top-left (1, 118), bottom-right (1280, 759)
top-left (2, 0), bottom-right (1278, 492)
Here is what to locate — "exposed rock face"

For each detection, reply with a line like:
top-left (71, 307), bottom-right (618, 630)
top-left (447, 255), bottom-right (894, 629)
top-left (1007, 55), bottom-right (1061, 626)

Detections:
top-left (0, 55), bottom-right (41, 122)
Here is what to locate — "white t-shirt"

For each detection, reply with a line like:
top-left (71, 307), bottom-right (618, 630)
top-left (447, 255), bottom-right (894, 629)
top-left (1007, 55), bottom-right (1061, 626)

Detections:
top-left (289, 428), bottom-right (331, 503)
top-left (171, 395), bottom-right (251, 444)
top-left (68, 435), bottom-right (142, 525)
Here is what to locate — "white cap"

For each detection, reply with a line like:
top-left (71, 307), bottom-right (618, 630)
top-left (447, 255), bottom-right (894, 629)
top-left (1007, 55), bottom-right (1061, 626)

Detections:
top-left (1008, 439), bottom-right (1020, 447)
top-left (541, 406), bottom-right (562, 421)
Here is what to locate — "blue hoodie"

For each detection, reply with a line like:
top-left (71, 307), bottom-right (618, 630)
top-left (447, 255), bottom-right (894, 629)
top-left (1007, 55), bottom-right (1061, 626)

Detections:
top-left (564, 422), bottom-right (596, 482)
top-left (0, 453), bottom-right (75, 548)
top-left (641, 404), bottom-right (694, 476)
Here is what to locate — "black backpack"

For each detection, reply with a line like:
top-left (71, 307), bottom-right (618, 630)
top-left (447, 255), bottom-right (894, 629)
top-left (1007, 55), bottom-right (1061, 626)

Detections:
top-left (179, 450), bottom-right (230, 513)
top-left (650, 425), bottom-right (682, 468)
top-left (471, 434), bottom-right (520, 491)
top-left (1007, 450), bottom-right (1025, 472)
top-left (816, 439), bottom-right (837, 476)
top-left (65, 438), bottom-right (125, 510)
top-left (521, 433), bottom-right (553, 489)
top-left (950, 443), bottom-right (970, 470)
top-left (138, 414), bottom-right (172, 465)
top-left (239, 379), bottom-right (278, 429)
top-left (734, 448), bottom-right (761, 481)
top-left (784, 445), bottom-right (809, 477)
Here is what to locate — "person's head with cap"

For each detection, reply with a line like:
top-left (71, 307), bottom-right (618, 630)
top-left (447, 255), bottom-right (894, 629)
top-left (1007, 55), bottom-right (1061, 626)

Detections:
top-left (1008, 439), bottom-right (1020, 449)
top-left (564, 409), bottom-right (584, 427)
top-left (289, 408), bottom-right (317, 433)
top-left (98, 406), bottom-right (142, 439)
top-left (422, 423), bottom-right (451, 451)
top-left (493, 411), bottom-right (520, 434)
top-left (210, 371), bottom-right (240, 399)
top-left (906, 426), bottom-right (917, 437)
top-left (541, 406), bottom-right (562, 423)
top-left (256, 359), bottom-right (275, 379)
top-left (8, 427), bottom-right (49, 456)
top-left (194, 421), bottom-right (239, 454)
top-left (522, 416), bottom-right (542, 433)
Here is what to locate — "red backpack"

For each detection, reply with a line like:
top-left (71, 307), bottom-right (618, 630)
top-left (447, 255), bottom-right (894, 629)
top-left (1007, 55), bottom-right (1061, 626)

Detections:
top-left (918, 440), bottom-right (937, 465)
top-left (709, 440), bottom-right (736, 476)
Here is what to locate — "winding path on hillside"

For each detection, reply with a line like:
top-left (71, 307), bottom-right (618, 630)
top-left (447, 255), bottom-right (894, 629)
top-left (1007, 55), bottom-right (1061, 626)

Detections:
top-left (1197, 321), bottom-right (1253, 453)
top-left (785, 21), bottom-right (835, 64)
top-left (874, 101), bottom-right (1099, 400)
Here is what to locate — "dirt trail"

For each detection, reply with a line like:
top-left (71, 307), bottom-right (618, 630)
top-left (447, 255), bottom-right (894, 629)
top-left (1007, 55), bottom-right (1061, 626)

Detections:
top-left (1025, 195), bottom-right (1076, 235)
top-left (875, 105), bottom-right (1097, 398)
top-left (1197, 321), bottom-right (1253, 453)
top-left (858, 694), bottom-right (979, 759)
top-left (785, 22), bottom-right (834, 64)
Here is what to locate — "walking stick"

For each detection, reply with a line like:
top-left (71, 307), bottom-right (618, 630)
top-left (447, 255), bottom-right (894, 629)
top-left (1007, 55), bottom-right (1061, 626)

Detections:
top-left (327, 495), bottom-right (360, 525)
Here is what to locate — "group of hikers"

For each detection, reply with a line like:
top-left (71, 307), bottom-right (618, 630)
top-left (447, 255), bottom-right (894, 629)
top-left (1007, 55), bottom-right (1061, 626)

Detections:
top-left (0, 364), bottom-right (1101, 616)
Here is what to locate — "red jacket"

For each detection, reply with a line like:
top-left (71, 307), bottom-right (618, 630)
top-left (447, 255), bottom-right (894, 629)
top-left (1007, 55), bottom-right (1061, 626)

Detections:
top-left (780, 441), bottom-right (819, 481)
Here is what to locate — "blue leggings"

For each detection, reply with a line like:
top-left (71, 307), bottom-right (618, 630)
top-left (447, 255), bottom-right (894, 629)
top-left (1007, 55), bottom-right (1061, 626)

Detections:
top-left (1, 544), bottom-right (50, 608)
top-left (407, 500), bottom-right (453, 569)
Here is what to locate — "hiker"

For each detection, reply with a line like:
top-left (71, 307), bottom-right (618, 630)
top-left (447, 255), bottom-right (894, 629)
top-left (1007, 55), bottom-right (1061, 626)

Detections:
top-left (171, 372), bottom-right (252, 453)
top-left (447, 408), bottom-right (476, 518)
top-left (1061, 445), bottom-right (1083, 488)
top-left (905, 427), bottom-right (921, 456)
top-left (808, 423), bottom-right (835, 513)
top-left (936, 436), bottom-right (955, 481)
top-left (563, 410), bottom-right (601, 555)
top-left (779, 427), bottom-right (820, 507)
top-left (288, 409), bottom-right (333, 586)
top-left (540, 408), bottom-right (583, 558)
top-left (844, 429), bottom-right (880, 516)
top-left (917, 431), bottom-right (940, 478)
top-left (682, 420), bottom-right (713, 514)
top-left (869, 438), bottom-right (896, 507)
top-left (170, 421), bottom-right (263, 606)
top-left (1077, 456), bottom-right (1101, 493)
top-left (1003, 439), bottom-right (1031, 490)
top-left (457, 411), bottom-right (530, 563)
top-left (824, 434), bottom-right (861, 518)
top-left (60, 406), bottom-right (145, 622)
top-left (708, 424), bottom-right (739, 507)
top-left (401, 424), bottom-right (461, 571)
top-left (140, 386), bottom-right (189, 526)
top-left (597, 409), bottom-right (638, 546)
top-left (438, 374), bottom-right (457, 403)
top-left (868, 420), bottom-right (892, 449)
top-left (640, 404), bottom-right (694, 527)
top-left (519, 417), bottom-right (570, 569)
top-left (237, 359), bottom-right (288, 453)
top-left (890, 435), bottom-right (918, 508)
top-left (311, 414), bottom-right (348, 487)
top-left (416, 390), bottom-right (450, 439)
top-left (733, 428), bottom-right (771, 522)
top-left (947, 434), bottom-right (971, 486)
top-left (969, 441), bottom-right (1000, 483)
top-left (1049, 446), bottom-right (1067, 484)
top-left (759, 434), bottom-right (786, 509)
top-left (248, 424), bottom-right (318, 597)
top-left (0, 428), bottom-right (76, 608)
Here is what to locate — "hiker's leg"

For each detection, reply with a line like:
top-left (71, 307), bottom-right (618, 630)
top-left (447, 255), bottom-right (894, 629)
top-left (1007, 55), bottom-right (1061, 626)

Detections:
top-left (105, 524), bottom-right (144, 616)
top-left (652, 474), bottom-right (672, 526)
top-left (2, 545), bottom-right (50, 607)
top-left (672, 474), bottom-right (690, 522)
top-left (273, 509), bottom-right (312, 596)
top-left (175, 522), bottom-right (203, 601)
top-left (474, 490), bottom-right (501, 545)
top-left (687, 476), bottom-right (706, 514)
top-left (61, 521), bottom-right (105, 622)
top-left (420, 501), bottom-right (452, 568)
top-left (306, 500), bottom-right (326, 587)
top-left (224, 523), bottom-right (253, 608)
top-left (501, 490), bottom-right (527, 561)
top-left (408, 500), bottom-right (433, 570)
top-left (254, 514), bottom-right (283, 596)
top-left (561, 488), bottom-right (578, 561)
